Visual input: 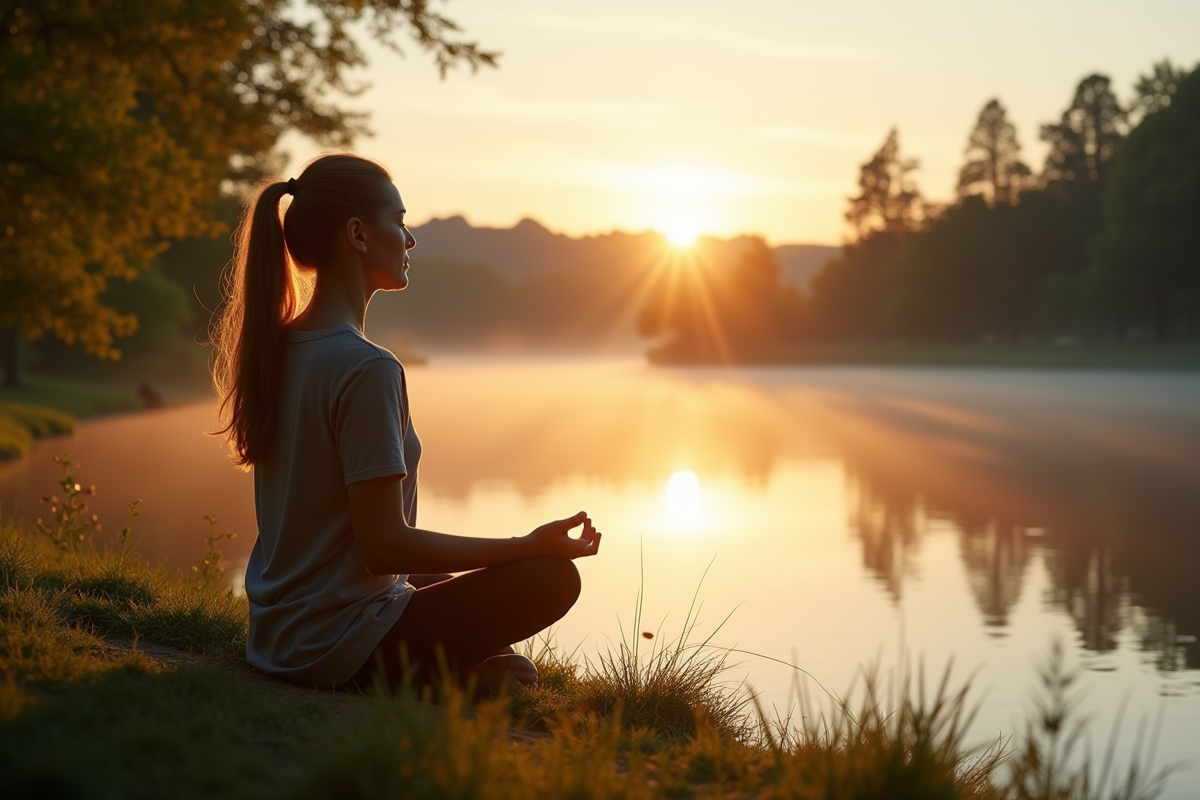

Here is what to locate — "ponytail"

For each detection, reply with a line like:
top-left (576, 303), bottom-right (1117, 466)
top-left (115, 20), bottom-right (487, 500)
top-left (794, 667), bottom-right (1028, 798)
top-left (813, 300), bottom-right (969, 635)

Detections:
top-left (211, 153), bottom-right (392, 467)
top-left (212, 182), bottom-right (295, 466)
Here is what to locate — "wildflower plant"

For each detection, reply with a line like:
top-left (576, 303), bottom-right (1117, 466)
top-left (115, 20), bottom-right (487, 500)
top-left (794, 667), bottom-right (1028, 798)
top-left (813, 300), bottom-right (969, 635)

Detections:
top-left (36, 454), bottom-right (100, 551)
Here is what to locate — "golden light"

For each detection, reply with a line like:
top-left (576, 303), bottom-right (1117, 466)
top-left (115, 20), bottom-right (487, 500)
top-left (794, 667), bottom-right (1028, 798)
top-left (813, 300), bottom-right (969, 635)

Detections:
top-left (665, 470), bottom-right (702, 528)
top-left (662, 220), bottom-right (699, 248)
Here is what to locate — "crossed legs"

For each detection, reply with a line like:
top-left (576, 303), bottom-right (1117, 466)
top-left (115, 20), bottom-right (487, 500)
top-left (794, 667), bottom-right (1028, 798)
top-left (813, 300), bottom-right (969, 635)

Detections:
top-left (349, 556), bottom-right (581, 692)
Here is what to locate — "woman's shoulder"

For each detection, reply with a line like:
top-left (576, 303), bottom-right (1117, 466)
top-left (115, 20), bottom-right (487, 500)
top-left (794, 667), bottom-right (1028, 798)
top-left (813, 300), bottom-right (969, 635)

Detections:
top-left (288, 325), bottom-right (401, 366)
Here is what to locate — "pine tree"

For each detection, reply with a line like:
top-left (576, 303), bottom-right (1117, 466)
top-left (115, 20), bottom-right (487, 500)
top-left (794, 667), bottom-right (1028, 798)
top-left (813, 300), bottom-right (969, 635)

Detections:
top-left (957, 99), bottom-right (1032, 206)
top-left (845, 128), bottom-right (924, 241)
top-left (1039, 74), bottom-right (1126, 196)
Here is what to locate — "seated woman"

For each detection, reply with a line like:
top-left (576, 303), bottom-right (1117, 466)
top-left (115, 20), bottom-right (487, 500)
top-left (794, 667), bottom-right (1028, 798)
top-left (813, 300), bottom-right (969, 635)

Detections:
top-left (211, 153), bottom-right (601, 692)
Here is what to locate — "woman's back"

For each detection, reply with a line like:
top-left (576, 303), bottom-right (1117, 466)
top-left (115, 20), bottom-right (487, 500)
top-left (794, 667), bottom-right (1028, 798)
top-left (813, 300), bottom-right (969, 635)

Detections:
top-left (245, 324), bottom-right (420, 686)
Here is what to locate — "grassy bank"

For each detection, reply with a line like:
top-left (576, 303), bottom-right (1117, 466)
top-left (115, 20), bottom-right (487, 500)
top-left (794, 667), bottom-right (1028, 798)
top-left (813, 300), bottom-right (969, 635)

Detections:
top-left (0, 512), bottom-right (1173, 799)
top-left (0, 403), bottom-right (77, 460)
top-left (652, 340), bottom-right (1200, 370)
top-left (0, 374), bottom-right (141, 418)
top-left (0, 375), bottom-right (144, 459)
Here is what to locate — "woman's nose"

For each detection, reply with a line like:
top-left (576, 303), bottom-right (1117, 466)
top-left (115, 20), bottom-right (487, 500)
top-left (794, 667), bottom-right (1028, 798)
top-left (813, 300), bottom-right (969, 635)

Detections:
top-left (406, 231), bottom-right (417, 250)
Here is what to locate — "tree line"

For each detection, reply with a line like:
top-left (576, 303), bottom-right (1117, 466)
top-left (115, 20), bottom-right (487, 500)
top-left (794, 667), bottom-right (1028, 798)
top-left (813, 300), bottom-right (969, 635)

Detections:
top-left (642, 61), bottom-right (1200, 362)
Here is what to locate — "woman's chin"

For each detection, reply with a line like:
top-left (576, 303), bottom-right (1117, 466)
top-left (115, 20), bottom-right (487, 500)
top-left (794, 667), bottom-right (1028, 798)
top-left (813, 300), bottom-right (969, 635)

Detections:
top-left (381, 275), bottom-right (410, 292)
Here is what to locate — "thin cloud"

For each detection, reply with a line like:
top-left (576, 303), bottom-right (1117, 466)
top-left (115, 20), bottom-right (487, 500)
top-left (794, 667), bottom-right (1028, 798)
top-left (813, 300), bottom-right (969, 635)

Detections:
top-left (512, 12), bottom-right (880, 63)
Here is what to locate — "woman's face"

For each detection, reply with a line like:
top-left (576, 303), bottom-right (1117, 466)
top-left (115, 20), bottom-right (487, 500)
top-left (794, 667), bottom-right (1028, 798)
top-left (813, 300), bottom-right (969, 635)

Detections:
top-left (363, 180), bottom-right (417, 292)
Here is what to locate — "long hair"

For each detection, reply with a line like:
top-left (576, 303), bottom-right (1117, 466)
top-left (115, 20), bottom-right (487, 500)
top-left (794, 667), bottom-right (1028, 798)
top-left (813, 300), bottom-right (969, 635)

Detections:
top-left (211, 154), bottom-right (393, 467)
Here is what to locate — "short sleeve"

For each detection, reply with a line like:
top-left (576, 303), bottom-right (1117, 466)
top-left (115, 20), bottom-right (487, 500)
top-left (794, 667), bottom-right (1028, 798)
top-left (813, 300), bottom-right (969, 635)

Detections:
top-left (334, 356), bottom-right (408, 485)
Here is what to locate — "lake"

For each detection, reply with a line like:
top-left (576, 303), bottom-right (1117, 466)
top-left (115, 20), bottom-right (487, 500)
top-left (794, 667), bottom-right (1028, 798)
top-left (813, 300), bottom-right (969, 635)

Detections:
top-left (2, 358), bottom-right (1198, 796)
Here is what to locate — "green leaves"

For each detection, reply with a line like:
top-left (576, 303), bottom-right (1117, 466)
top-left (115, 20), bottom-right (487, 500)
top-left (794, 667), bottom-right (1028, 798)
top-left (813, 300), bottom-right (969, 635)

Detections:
top-left (0, 0), bottom-right (495, 370)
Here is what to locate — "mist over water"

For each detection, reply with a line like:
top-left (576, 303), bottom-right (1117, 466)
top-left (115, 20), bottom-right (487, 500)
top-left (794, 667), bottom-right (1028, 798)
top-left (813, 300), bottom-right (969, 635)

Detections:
top-left (2, 359), bottom-right (1198, 796)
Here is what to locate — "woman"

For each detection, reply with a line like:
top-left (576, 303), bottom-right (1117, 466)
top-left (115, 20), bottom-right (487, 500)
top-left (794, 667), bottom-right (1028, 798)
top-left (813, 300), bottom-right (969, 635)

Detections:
top-left (212, 153), bottom-right (601, 692)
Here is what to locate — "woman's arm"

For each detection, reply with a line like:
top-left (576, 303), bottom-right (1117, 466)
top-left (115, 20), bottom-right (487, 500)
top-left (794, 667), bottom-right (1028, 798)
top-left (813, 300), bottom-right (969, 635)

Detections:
top-left (348, 474), bottom-right (601, 575)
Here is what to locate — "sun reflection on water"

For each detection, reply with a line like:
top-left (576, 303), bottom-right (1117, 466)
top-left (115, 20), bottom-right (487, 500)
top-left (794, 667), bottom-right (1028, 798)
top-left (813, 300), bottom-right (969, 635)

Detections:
top-left (665, 469), bottom-right (702, 529)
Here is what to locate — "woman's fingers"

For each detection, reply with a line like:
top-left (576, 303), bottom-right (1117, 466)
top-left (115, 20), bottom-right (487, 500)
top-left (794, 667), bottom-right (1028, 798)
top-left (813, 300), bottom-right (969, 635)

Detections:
top-left (555, 511), bottom-right (588, 533)
top-left (533, 512), bottom-right (600, 557)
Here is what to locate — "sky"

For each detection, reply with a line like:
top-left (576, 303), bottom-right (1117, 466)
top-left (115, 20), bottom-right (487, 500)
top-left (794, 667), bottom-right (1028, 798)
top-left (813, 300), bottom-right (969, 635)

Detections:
top-left (283, 0), bottom-right (1200, 245)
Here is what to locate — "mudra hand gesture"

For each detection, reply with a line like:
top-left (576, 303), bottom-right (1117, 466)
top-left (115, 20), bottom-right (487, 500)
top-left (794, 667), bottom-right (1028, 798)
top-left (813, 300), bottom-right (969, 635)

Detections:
top-left (524, 511), bottom-right (601, 560)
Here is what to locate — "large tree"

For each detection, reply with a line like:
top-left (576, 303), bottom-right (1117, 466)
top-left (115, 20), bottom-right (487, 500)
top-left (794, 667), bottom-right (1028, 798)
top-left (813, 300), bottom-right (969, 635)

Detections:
top-left (845, 128), bottom-right (924, 241)
top-left (1090, 66), bottom-right (1200, 340)
top-left (0, 0), bottom-right (495, 387)
top-left (956, 99), bottom-right (1032, 206)
top-left (1039, 74), bottom-right (1126, 198)
top-left (807, 129), bottom-right (923, 341)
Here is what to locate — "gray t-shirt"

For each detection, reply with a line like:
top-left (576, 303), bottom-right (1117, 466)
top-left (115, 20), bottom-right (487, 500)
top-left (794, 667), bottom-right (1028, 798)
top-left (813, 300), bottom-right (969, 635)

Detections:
top-left (245, 324), bottom-right (421, 686)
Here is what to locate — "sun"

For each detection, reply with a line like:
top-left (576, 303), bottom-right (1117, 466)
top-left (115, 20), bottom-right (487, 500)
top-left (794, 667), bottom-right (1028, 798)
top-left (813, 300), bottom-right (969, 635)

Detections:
top-left (662, 220), bottom-right (699, 248)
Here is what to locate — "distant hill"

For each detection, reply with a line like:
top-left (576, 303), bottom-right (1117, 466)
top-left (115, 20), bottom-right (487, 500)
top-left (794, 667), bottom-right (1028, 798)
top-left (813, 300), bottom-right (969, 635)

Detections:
top-left (409, 216), bottom-right (839, 286)
top-left (366, 218), bottom-right (839, 355)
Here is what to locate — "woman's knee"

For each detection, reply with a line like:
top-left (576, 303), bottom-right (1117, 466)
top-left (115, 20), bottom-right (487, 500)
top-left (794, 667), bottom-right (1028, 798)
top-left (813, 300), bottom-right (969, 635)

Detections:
top-left (523, 556), bottom-right (581, 609)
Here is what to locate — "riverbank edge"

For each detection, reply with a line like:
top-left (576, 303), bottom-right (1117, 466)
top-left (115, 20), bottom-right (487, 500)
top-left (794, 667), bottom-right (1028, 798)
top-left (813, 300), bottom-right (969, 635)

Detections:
top-left (0, 403), bottom-right (78, 460)
top-left (0, 374), bottom-right (221, 460)
top-left (0, 516), bottom-right (1178, 799)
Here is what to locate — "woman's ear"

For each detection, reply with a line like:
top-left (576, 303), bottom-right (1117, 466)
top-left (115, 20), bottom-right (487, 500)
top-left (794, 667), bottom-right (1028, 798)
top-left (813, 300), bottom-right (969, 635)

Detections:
top-left (344, 217), bottom-right (369, 253)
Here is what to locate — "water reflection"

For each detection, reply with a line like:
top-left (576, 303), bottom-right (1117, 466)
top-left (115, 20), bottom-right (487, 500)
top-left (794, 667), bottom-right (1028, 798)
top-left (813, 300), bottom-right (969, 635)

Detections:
top-left (810, 369), bottom-right (1200, 670)
top-left (665, 470), bottom-right (702, 529)
top-left (403, 362), bottom-right (1200, 672)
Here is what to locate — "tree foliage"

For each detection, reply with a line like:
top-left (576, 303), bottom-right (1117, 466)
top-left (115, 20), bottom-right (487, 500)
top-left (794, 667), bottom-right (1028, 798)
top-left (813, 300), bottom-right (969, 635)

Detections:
top-left (797, 61), bottom-right (1195, 353)
top-left (845, 128), bottom-right (924, 241)
top-left (1039, 74), bottom-right (1126, 199)
top-left (879, 192), bottom-right (1089, 340)
top-left (1090, 66), bottom-right (1200, 339)
top-left (0, 0), bottom-right (495, 378)
top-left (1130, 58), bottom-right (1190, 121)
top-left (957, 99), bottom-right (1032, 206)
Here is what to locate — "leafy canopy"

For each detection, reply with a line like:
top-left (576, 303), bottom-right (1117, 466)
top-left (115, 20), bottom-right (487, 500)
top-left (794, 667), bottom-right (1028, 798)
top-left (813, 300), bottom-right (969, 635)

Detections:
top-left (0, 0), bottom-right (496, 358)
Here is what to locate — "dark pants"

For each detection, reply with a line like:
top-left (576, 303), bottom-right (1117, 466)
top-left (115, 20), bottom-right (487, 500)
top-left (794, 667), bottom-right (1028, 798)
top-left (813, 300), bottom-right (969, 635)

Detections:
top-left (348, 556), bottom-right (581, 690)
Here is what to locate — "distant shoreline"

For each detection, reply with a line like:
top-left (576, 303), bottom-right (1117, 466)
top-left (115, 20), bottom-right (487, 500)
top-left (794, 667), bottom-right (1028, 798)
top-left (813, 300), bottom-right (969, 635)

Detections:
top-left (647, 340), bottom-right (1200, 370)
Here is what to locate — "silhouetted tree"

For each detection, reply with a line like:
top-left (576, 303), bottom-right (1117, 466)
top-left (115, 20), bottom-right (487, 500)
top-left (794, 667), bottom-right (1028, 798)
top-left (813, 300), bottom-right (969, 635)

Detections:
top-left (957, 99), bottom-right (1032, 206)
top-left (1090, 66), bottom-right (1200, 340)
top-left (1039, 74), bottom-right (1126, 199)
top-left (1129, 59), bottom-right (1190, 121)
top-left (808, 234), bottom-right (900, 341)
top-left (807, 129), bottom-right (924, 340)
top-left (845, 128), bottom-right (924, 241)
top-left (879, 192), bottom-right (1089, 341)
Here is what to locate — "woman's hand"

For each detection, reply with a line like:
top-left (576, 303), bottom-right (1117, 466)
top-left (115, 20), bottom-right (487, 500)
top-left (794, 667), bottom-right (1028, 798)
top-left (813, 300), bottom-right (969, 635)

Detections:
top-left (523, 511), bottom-right (601, 560)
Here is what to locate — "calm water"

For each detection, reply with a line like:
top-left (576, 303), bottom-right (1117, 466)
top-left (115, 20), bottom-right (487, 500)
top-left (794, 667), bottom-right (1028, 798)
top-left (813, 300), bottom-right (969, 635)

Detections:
top-left (2, 359), bottom-right (1198, 795)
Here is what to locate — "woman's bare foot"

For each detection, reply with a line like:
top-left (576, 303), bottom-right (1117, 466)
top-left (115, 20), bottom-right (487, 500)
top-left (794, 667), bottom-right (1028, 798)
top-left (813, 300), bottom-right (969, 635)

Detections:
top-left (468, 654), bottom-right (538, 694)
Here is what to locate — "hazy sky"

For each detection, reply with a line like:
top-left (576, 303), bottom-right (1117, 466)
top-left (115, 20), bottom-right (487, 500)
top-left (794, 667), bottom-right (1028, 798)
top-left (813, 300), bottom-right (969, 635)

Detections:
top-left (283, 0), bottom-right (1200, 245)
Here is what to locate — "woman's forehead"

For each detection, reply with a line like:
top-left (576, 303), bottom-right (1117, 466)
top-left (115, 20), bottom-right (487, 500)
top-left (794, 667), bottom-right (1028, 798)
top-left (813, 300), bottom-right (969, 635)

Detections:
top-left (386, 182), bottom-right (406, 215)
